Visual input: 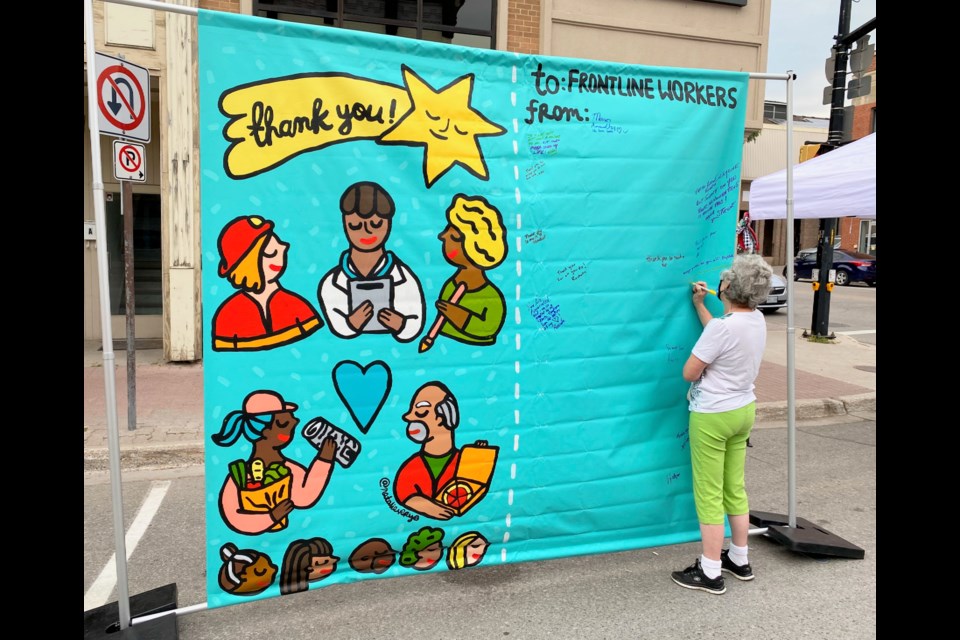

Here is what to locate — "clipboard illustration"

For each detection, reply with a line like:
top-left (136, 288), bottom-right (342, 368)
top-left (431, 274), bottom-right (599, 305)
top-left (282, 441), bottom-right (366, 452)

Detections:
top-left (348, 278), bottom-right (394, 332)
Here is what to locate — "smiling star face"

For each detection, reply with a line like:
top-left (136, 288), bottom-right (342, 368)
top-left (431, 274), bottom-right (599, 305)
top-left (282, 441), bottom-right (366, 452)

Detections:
top-left (380, 66), bottom-right (506, 187)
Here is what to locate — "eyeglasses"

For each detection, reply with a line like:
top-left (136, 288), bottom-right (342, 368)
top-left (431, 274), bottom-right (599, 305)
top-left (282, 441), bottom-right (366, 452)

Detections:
top-left (716, 281), bottom-right (725, 298)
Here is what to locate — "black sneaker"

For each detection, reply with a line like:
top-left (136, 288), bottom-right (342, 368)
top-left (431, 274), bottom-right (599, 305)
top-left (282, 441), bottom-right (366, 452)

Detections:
top-left (720, 549), bottom-right (755, 581)
top-left (671, 558), bottom-right (726, 594)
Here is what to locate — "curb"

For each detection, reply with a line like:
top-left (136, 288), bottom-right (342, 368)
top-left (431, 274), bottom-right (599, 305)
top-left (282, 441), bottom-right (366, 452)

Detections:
top-left (755, 392), bottom-right (876, 424)
top-left (84, 441), bottom-right (204, 473)
top-left (84, 393), bottom-right (876, 472)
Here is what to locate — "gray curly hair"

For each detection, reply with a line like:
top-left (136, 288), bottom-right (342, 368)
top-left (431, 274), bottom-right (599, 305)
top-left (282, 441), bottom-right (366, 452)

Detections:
top-left (720, 254), bottom-right (773, 309)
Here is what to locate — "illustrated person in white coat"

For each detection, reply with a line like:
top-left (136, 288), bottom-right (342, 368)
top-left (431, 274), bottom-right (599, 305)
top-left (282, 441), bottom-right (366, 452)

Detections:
top-left (318, 181), bottom-right (425, 342)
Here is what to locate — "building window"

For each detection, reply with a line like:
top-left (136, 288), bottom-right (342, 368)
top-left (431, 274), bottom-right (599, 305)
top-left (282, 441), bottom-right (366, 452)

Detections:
top-left (871, 107), bottom-right (876, 132)
top-left (763, 102), bottom-right (787, 121)
top-left (858, 220), bottom-right (876, 257)
top-left (253, 1), bottom-right (497, 49)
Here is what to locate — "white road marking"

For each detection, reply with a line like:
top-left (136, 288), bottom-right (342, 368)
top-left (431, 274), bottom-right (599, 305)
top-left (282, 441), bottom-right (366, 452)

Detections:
top-left (84, 480), bottom-right (172, 611)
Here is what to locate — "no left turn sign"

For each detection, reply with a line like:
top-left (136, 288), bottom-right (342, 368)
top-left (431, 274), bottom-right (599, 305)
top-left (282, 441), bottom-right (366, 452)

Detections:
top-left (96, 52), bottom-right (151, 142)
top-left (114, 140), bottom-right (146, 182)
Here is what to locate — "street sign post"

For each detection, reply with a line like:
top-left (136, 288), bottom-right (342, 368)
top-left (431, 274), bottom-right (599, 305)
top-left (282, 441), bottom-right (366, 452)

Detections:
top-left (95, 52), bottom-right (151, 142)
top-left (113, 140), bottom-right (147, 182)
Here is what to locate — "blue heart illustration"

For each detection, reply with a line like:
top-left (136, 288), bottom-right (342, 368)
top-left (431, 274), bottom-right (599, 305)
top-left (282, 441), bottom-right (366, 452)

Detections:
top-left (332, 360), bottom-right (392, 434)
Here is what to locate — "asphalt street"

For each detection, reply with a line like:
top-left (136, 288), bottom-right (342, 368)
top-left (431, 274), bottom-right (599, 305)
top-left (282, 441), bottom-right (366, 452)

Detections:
top-left (766, 280), bottom-right (876, 346)
top-left (84, 416), bottom-right (877, 640)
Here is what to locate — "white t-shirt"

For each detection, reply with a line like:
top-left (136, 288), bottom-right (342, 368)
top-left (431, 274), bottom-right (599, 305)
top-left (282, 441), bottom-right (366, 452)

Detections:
top-left (688, 310), bottom-right (767, 413)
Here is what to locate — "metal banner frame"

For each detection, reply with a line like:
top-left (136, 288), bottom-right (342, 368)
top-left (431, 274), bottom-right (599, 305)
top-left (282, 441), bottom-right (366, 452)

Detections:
top-left (85, 0), bottom-right (811, 632)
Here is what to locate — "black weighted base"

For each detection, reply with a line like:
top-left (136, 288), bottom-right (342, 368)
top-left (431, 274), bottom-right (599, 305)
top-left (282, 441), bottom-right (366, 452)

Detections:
top-left (750, 510), bottom-right (865, 559)
top-left (83, 583), bottom-right (179, 640)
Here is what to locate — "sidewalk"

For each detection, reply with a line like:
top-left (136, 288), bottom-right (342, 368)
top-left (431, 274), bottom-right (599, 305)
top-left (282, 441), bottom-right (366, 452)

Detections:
top-left (83, 329), bottom-right (876, 472)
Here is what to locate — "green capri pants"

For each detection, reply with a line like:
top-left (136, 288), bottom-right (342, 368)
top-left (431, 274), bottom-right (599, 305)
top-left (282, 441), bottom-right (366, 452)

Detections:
top-left (689, 402), bottom-right (756, 525)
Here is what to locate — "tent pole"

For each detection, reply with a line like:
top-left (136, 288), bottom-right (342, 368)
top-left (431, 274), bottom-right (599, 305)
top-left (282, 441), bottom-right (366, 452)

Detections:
top-left (785, 72), bottom-right (797, 529)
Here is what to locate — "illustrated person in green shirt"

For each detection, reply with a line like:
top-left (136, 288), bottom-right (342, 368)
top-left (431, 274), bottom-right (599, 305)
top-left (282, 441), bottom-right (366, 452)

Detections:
top-left (424, 194), bottom-right (507, 350)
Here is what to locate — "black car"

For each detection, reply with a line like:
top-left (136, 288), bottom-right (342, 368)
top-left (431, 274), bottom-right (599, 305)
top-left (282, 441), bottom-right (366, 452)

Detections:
top-left (792, 248), bottom-right (876, 286)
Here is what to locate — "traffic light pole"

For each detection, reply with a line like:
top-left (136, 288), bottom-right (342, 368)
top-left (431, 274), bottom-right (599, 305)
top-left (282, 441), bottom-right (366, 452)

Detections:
top-left (810, 0), bottom-right (852, 338)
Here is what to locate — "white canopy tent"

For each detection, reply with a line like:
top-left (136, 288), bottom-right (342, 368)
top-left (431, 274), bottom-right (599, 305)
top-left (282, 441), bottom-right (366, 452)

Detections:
top-left (749, 132), bottom-right (876, 220)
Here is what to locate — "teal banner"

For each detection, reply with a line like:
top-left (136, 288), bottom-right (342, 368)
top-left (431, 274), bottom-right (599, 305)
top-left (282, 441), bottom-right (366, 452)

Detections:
top-left (199, 10), bottom-right (747, 608)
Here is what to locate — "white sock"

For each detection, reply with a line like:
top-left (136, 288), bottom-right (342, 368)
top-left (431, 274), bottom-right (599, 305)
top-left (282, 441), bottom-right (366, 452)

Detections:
top-left (728, 543), bottom-right (749, 566)
top-left (700, 554), bottom-right (722, 579)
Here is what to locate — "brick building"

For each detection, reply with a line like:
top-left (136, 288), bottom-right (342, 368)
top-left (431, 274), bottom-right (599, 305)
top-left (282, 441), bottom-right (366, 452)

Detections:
top-left (839, 51), bottom-right (876, 257)
top-left (84, 0), bottom-right (774, 361)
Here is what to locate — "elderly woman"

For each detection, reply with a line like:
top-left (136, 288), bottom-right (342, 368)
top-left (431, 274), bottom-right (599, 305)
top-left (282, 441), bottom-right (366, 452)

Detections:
top-left (430, 194), bottom-right (507, 348)
top-left (671, 254), bottom-right (772, 595)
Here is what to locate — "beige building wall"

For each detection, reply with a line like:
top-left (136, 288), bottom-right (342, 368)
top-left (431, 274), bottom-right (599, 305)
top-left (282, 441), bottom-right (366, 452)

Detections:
top-left (84, 1), bottom-right (202, 361)
top-left (742, 123), bottom-right (829, 183)
top-left (741, 121), bottom-right (830, 267)
top-left (539, 0), bottom-right (771, 132)
top-left (83, 1), bottom-right (166, 343)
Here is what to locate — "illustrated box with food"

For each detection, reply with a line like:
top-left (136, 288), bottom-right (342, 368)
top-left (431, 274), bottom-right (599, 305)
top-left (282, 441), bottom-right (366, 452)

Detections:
top-left (435, 442), bottom-right (499, 516)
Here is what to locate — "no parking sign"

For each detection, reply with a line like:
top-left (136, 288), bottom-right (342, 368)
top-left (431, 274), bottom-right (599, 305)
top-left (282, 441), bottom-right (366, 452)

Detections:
top-left (113, 140), bottom-right (146, 182)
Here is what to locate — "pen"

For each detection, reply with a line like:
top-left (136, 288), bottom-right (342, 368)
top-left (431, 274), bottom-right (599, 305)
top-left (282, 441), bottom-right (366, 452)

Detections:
top-left (419, 282), bottom-right (468, 353)
top-left (690, 282), bottom-right (716, 295)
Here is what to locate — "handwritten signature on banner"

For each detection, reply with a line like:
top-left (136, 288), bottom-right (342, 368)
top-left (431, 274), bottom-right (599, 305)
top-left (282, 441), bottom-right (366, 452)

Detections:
top-left (527, 130), bottom-right (561, 156)
top-left (524, 229), bottom-right (545, 244)
top-left (525, 161), bottom-right (546, 180)
top-left (694, 230), bottom-right (717, 258)
top-left (695, 164), bottom-right (740, 224)
top-left (556, 263), bottom-right (587, 281)
top-left (590, 113), bottom-right (627, 134)
top-left (646, 253), bottom-right (684, 268)
top-left (220, 66), bottom-right (505, 186)
top-left (529, 297), bottom-right (565, 330)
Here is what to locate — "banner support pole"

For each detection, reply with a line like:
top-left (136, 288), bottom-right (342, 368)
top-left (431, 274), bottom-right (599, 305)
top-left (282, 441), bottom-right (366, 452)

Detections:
top-left (785, 71), bottom-right (797, 528)
top-left (85, 0), bottom-right (132, 629)
top-left (746, 71), bottom-right (863, 559)
top-left (85, 1), bottom-right (181, 637)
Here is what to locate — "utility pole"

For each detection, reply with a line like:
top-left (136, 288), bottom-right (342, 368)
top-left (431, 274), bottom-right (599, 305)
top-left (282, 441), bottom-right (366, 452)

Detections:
top-left (810, 0), bottom-right (875, 337)
top-left (809, 0), bottom-right (851, 338)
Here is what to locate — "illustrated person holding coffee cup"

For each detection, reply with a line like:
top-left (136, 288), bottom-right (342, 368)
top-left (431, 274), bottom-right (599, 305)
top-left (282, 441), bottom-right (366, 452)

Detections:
top-left (212, 389), bottom-right (338, 535)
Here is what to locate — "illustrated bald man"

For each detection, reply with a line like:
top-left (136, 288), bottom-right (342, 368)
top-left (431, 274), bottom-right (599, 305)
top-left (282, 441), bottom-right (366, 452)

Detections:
top-left (394, 381), bottom-right (482, 520)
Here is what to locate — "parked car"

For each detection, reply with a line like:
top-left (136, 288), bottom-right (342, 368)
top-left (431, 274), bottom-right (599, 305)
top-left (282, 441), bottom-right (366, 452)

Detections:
top-left (757, 273), bottom-right (788, 313)
top-left (791, 248), bottom-right (876, 287)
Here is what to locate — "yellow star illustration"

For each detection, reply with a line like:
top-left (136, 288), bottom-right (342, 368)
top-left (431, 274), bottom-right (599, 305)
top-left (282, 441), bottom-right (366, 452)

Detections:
top-left (381, 65), bottom-right (506, 187)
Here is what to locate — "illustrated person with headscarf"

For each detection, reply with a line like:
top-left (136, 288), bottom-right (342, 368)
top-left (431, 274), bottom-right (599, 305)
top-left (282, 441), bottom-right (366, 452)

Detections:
top-left (211, 389), bottom-right (337, 535)
top-left (318, 181), bottom-right (425, 342)
top-left (419, 194), bottom-right (507, 352)
top-left (279, 537), bottom-right (339, 595)
top-left (212, 215), bottom-right (322, 351)
top-left (218, 543), bottom-right (277, 596)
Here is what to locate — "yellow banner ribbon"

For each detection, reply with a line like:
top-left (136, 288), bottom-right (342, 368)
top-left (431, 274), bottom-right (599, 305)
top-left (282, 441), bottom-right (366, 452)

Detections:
top-left (221, 74), bottom-right (409, 179)
top-left (220, 67), bottom-right (506, 186)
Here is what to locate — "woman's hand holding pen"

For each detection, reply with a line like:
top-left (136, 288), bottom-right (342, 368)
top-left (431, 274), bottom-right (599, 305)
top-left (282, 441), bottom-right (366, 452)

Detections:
top-left (691, 281), bottom-right (710, 305)
top-left (690, 281), bottom-right (715, 328)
